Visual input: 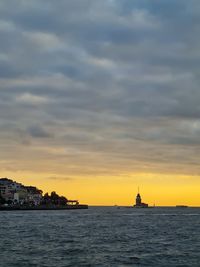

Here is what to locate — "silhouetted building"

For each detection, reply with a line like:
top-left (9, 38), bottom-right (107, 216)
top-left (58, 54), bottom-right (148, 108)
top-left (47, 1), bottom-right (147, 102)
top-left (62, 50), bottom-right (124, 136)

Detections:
top-left (134, 190), bottom-right (148, 208)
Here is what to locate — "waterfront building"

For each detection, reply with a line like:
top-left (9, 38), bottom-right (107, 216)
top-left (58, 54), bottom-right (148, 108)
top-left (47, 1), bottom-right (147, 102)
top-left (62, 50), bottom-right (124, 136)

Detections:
top-left (0, 178), bottom-right (42, 205)
top-left (0, 178), bottom-right (23, 202)
top-left (26, 186), bottom-right (43, 205)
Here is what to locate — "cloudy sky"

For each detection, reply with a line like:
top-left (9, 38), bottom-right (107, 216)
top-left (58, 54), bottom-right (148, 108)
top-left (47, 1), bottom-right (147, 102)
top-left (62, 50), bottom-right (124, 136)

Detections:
top-left (0, 0), bottom-right (200, 205)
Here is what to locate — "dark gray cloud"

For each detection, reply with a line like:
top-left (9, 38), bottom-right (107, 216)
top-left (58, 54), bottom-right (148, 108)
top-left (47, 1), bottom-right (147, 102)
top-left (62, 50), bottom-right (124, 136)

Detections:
top-left (0, 0), bottom-right (200, 176)
top-left (27, 125), bottom-right (53, 138)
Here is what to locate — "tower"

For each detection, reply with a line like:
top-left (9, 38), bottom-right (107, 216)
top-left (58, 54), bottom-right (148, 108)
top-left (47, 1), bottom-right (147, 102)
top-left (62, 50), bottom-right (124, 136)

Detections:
top-left (136, 193), bottom-right (141, 206)
top-left (135, 187), bottom-right (141, 206)
top-left (133, 187), bottom-right (148, 207)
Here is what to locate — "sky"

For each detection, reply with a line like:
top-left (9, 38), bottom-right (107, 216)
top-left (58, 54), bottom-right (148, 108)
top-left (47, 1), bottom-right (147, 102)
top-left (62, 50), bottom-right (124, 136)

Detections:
top-left (0, 0), bottom-right (200, 206)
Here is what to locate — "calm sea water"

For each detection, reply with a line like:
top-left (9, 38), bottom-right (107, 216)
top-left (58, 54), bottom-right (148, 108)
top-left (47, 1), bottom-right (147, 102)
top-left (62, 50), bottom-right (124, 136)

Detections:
top-left (0, 207), bottom-right (199, 267)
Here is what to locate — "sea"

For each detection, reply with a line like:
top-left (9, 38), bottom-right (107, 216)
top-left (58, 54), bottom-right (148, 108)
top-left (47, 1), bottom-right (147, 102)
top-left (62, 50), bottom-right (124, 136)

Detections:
top-left (0, 207), bottom-right (199, 267)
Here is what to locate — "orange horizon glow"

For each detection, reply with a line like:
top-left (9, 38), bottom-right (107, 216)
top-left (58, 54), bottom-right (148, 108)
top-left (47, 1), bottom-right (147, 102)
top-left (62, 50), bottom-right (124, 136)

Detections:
top-left (1, 170), bottom-right (199, 207)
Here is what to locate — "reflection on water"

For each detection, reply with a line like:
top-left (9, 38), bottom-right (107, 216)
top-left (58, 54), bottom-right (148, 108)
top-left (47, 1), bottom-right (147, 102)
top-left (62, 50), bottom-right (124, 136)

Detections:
top-left (0, 207), bottom-right (200, 267)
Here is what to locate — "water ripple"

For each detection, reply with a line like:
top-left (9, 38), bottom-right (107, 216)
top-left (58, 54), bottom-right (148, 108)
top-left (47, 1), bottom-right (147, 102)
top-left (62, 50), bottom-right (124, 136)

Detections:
top-left (0, 207), bottom-right (199, 267)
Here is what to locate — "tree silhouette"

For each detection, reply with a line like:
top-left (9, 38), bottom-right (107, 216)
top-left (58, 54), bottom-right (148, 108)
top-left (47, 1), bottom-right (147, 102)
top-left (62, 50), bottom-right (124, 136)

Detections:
top-left (42, 191), bottom-right (68, 205)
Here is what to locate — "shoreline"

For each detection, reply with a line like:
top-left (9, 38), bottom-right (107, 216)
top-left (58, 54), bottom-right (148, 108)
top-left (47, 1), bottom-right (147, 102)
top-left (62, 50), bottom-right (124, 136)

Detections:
top-left (0, 204), bottom-right (88, 211)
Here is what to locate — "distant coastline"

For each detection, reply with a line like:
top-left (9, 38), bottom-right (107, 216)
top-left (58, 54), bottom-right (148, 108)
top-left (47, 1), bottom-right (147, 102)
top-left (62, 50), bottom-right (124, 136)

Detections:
top-left (0, 177), bottom-right (88, 210)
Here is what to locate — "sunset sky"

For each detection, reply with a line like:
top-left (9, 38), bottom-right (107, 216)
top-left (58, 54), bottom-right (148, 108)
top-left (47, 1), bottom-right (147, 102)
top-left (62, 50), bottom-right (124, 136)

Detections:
top-left (0, 0), bottom-right (200, 206)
